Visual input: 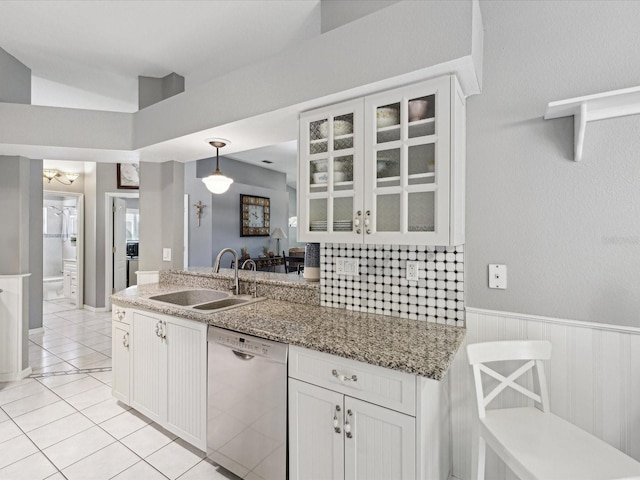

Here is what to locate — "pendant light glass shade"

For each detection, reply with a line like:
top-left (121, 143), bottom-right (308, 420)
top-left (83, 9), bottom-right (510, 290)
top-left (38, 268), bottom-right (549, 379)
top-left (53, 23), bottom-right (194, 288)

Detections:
top-left (202, 138), bottom-right (233, 194)
top-left (203, 172), bottom-right (234, 194)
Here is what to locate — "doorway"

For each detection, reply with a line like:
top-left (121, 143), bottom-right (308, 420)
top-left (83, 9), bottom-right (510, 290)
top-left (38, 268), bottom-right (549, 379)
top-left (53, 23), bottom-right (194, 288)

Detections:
top-left (104, 192), bottom-right (139, 311)
top-left (43, 191), bottom-right (84, 312)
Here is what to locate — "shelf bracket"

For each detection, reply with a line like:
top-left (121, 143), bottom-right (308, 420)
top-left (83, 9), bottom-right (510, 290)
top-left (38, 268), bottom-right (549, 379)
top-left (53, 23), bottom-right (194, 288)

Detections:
top-left (574, 103), bottom-right (587, 162)
top-left (544, 85), bottom-right (640, 162)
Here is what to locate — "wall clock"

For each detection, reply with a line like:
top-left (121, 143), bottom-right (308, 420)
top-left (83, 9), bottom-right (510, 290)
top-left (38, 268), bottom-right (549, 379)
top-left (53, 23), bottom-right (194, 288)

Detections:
top-left (240, 194), bottom-right (270, 236)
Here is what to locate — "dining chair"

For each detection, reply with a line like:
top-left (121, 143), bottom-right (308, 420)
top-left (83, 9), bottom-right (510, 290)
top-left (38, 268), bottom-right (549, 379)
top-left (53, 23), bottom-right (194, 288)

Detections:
top-left (467, 340), bottom-right (640, 480)
top-left (283, 251), bottom-right (304, 274)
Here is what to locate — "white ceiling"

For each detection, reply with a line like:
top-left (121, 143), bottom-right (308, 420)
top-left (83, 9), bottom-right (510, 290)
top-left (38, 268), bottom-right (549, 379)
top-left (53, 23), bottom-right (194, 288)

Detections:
top-left (0, 1), bottom-right (321, 112)
top-left (0, 0), bottom-right (321, 183)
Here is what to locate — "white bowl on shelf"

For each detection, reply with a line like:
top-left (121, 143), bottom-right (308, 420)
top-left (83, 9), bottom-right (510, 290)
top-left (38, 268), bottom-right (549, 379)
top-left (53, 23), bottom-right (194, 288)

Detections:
top-left (376, 107), bottom-right (399, 128)
top-left (312, 172), bottom-right (328, 184)
top-left (313, 160), bottom-right (327, 172)
top-left (334, 172), bottom-right (346, 182)
top-left (319, 119), bottom-right (353, 137)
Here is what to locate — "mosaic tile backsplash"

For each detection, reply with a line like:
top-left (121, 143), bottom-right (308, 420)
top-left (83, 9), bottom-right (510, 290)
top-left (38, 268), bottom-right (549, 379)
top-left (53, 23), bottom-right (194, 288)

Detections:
top-left (320, 243), bottom-right (464, 326)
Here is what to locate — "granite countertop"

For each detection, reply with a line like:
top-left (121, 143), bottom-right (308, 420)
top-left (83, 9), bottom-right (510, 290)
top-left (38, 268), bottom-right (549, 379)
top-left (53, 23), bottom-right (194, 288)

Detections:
top-left (111, 282), bottom-right (465, 381)
top-left (167, 267), bottom-right (319, 289)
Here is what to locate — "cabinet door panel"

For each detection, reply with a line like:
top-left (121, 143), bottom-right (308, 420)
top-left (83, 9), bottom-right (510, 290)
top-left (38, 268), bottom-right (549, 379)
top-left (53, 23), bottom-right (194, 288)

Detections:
top-left (364, 76), bottom-right (452, 245)
top-left (289, 379), bottom-right (345, 480)
top-left (130, 311), bottom-right (164, 422)
top-left (299, 99), bottom-right (364, 243)
top-left (165, 319), bottom-right (207, 450)
top-left (344, 397), bottom-right (415, 480)
top-left (111, 322), bottom-right (130, 404)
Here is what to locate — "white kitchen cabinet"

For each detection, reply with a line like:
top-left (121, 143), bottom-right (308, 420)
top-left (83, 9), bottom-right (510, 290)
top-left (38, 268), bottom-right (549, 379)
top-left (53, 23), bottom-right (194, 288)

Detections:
top-left (289, 379), bottom-right (345, 480)
top-left (111, 307), bottom-right (130, 404)
top-left (289, 379), bottom-right (415, 480)
top-left (127, 308), bottom-right (207, 450)
top-left (289, 346), bottom-right (448, 480)
top-left (298, 75), bottom-right (465, 246)
top-left (344, 396), bottom-right (416, 480)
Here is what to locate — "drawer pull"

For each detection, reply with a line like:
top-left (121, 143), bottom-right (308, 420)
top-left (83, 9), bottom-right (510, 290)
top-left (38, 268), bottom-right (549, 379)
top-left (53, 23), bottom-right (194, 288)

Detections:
top-left (333, 405), bottom-right (341, 434)
top-left (332, 369), bottom-right (357, 383)
top-left (345, 409), bottom-right (353, 438)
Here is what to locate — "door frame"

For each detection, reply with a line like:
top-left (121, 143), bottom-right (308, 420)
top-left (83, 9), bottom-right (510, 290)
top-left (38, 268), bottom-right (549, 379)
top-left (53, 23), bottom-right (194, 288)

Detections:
top-left (44, 190), bottom-right (84, 309)
top-left (104, 192), bottom-right (139, 311)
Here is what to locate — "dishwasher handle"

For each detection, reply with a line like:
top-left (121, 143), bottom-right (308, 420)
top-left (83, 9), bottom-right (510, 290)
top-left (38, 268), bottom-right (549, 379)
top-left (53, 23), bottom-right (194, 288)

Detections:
top-left (232, 350), bottom-right (255, 361)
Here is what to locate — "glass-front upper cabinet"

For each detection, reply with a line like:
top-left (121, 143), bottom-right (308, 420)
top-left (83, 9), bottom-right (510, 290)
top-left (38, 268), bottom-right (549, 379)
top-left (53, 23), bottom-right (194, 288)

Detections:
top-left (298, 99), bottom-right (363, 243)
top-left (363, 76), bottom-right (463, 245)
top-left (298, 75), bottom-right (465, 246)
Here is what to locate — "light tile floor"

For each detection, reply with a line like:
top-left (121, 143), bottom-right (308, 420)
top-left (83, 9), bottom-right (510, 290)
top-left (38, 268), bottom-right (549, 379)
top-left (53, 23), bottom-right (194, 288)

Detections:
top-left (0, 300), bottom-right (238, 480)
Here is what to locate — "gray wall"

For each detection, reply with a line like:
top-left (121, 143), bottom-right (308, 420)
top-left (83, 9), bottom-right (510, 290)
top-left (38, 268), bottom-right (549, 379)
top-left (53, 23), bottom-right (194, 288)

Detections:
top-left (28, 159), bottom-right (43, 330)
top-left (187, 158), bottom-right (289, 266)
top-left (321, 0), bottom-right (401, 33)
top-left (467, 0), bottom-right (640, 327)
top-left (139, 161), bottom-right (184, 272)
top-left (0, 47), bottom-right (30, 104)
top-left (0, 156), bottom-right (42, 332)
top-left (84, 162), bottom-right (140, 309)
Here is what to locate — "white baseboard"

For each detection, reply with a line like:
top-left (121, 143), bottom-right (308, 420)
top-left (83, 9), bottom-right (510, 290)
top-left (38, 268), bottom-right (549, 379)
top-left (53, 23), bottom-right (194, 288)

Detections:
top-left (29, 327), bottom-right (44, 335)
top-left (0, 366), bottom-right (32, 382)
top-left (83, 304), bottom-right (108, 313)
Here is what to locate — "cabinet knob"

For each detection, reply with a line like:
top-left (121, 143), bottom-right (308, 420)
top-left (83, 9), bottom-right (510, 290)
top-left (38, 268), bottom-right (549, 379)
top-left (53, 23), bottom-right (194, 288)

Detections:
top-left (122, 332), bottom-right (129, 348)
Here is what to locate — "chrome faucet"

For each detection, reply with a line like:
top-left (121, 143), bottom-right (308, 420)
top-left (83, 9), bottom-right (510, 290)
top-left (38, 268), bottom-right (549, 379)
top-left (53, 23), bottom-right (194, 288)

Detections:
top-left (213, 248), bottom-right (239, 295)
top-left (241, 259), bottom-right (258, 298)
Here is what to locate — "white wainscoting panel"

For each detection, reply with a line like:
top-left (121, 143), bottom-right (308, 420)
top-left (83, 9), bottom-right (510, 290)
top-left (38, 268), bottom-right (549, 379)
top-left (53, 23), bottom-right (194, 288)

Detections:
top-left (450, 308), bottom-right (640, 480)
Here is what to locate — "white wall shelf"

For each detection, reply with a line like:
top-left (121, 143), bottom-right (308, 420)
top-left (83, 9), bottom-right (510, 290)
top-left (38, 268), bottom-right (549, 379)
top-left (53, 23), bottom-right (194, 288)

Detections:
top-left (544, 86), bottom-right (640, 162)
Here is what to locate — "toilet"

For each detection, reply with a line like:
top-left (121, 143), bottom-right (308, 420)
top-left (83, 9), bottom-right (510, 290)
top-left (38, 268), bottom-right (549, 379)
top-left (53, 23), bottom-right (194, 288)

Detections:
top-left (43, 277), bottom-right (64, 300)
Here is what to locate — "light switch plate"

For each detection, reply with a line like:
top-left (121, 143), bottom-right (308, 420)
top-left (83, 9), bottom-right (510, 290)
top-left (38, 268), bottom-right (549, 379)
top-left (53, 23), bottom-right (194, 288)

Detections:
top-left (335, 258), bottom-right (359, 276)
top-left (489, 264), bottom-right (507, 289)
top-left (163, 248), bottom-right (172, 262)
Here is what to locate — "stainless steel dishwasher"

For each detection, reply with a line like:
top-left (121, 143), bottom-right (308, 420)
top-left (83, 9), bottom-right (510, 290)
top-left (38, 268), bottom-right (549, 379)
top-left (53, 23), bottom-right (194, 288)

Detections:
top-left (207, 326), bottom-right (288, 480)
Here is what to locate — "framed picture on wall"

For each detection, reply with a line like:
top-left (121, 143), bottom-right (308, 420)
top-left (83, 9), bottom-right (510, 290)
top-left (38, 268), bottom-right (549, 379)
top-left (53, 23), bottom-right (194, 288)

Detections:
top-left (240, 194), bottom-right (270, 236)
top-left (117, 163), bottom-right (139, 189)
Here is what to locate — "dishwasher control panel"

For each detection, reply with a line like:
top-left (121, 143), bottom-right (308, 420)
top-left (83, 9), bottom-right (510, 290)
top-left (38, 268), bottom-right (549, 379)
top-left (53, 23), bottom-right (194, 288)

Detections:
top-left (210, 327), bottom-right (288, 361)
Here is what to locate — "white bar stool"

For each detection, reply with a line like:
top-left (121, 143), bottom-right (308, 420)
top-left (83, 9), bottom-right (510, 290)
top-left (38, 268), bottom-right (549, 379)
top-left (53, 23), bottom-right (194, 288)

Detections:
top-left (467, 340), bottom-right (640, 480)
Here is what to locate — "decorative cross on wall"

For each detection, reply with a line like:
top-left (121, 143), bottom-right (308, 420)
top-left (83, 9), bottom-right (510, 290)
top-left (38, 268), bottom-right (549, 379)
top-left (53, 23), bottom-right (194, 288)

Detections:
top-left (193, 201), bottom-right (206, 227)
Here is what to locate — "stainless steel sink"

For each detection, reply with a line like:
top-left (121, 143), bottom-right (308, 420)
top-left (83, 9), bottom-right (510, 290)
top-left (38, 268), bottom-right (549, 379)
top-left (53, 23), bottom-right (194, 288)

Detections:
top-left (193, 295), bottom-right (265, 312)
top-left (149, 289), bottom-right (230, 306)
top-left (147, 289), bottom-right (265, 313)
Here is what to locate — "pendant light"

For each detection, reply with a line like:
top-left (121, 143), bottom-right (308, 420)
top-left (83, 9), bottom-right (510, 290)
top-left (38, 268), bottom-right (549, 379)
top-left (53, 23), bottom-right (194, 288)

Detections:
top-left (202, 138), bottom-right (233, 194)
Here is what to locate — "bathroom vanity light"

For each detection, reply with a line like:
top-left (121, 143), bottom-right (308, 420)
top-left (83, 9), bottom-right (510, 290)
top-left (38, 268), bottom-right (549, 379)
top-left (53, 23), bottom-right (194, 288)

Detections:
top-left (202, 139), bottom-right (233, 194)
top-left (43, 169), bottom-right (80, 185)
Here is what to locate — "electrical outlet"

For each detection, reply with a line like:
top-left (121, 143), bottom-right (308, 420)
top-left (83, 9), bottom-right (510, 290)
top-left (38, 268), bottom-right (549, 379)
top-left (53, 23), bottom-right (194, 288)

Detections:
top-left (335, 258), bottom-right (359, 276)
top-left (489, 264), bottom-right (507, 289)
top-left (163, 248), bottom-right (172, 262)
top-left (406, 260), bottom-right (419, 281)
